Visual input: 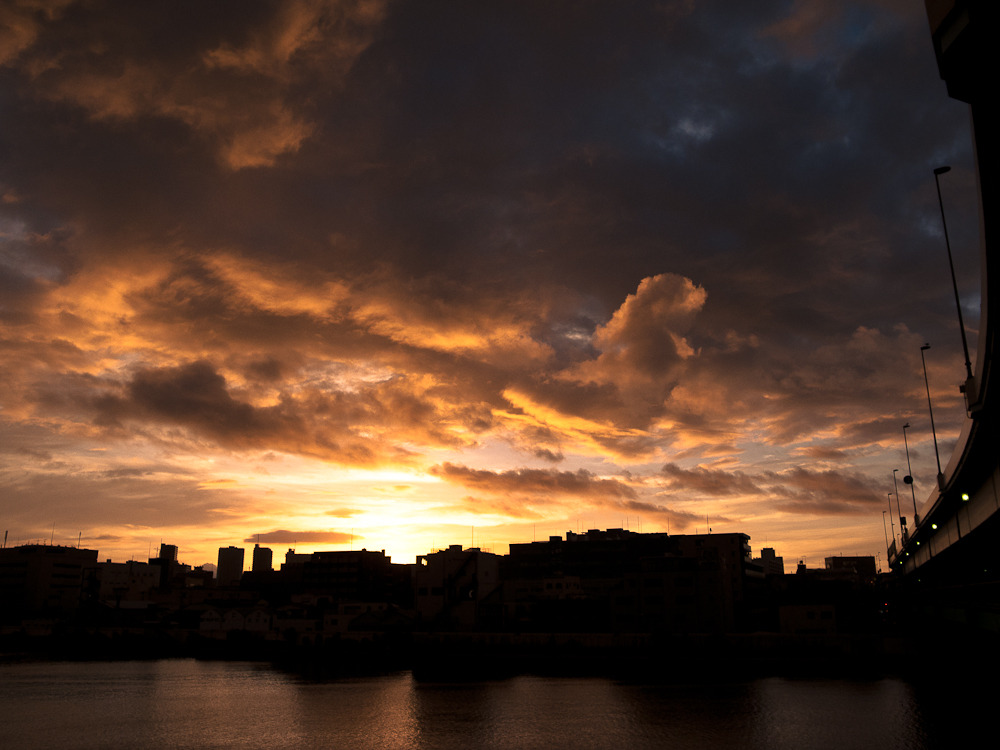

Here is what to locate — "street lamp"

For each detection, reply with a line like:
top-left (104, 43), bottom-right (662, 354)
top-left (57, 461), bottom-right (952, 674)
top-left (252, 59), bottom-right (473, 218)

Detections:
top-left (902, 422), bottom-right (919, 524)
top-left (887, 492), bottom-right (897, 550)
top-left (882, 510), bottom-right (890, 559)
top-left (933, 166), bottom-right (974, 383)
top-left (893, 469), bottom-right (905, 541)
top-left (920, 343), bottom-right (945, 489)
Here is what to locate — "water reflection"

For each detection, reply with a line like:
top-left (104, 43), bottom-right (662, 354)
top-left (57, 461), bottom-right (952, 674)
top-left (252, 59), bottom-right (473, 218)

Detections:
top-left (0, 660), bottom-right (983, 749)
top-left (744, 678), bottom-right (924, 748)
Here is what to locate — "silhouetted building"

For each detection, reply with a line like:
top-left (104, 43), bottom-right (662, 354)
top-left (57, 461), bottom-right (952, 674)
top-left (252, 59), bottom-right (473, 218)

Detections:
top-left (0, 545), bottom-right (98, 618)
top-left (503, 530), bottom-right (755, 633)
top-left (778, 556), bottom-right (881, 634)
top-left (825, 555), bottom-right (877, 584)
top-left (97, 559), bottom-right (158, 607)
top-left (283, 548), bottom-right (311, 567)
top-left (252, 544), bottom-right (273, 573)
top-left (299, 549), bottom-right (405, 602)
top-left (216, 546), bottom-right (245, 587)
top-left (416, 545), bottom-right (501, 629)
top-left (149, 542), bottom-right (186, 589)
top-left (184, 565), bottom-right (214, 588)
top-left (753, 547), bottom-right (785, 576)
top-left (271, 548), bottom-right (411, 607)
top-left (779, 602), bottom-right (838, 635)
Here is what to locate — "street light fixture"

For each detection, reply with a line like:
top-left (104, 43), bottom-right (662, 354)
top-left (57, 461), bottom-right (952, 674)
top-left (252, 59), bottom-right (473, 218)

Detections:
top-left (887, 492), bottom-right (897, 550)
top-left (933, 166), bottom-right (974, 385)
top-left (882, 510), bottom-right (890, 559)
top-left (902, 422), bottom-right (919, 524)
top-left (893, 469), bottom-right (905, 541)
top-left (920, 343), bottom-right (945, 489)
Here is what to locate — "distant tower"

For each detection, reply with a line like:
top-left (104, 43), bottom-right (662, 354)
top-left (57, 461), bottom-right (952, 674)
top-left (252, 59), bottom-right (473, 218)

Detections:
top-left (252, 543), bottom-right (273, 573)
top-left (216, 546), bottom-right (245, 587)
top-left (159, 544), bottom-right (178, 564)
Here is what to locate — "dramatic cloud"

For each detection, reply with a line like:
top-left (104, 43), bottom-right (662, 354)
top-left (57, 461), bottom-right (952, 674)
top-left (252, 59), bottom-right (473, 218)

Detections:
top-left (2, 0), bottom-right (385, 169)
top-left (244, 530), bottom-right (353, 545)
top-left (661, 463), bottom-right (766, 498)
top-left (431, 463), bottom-right (637, 500)
top-left (560, 273), bottom-right (707, 421)
top-left (662, 462), bottom-right (883, 517)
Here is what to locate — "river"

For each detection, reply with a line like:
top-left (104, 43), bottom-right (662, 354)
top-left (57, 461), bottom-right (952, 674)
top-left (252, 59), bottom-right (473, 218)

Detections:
top-left (0, 658), bottom-right (986, 748)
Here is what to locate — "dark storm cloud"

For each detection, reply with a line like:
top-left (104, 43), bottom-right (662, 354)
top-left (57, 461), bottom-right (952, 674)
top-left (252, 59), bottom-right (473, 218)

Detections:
top-left (661, 322), bottom-right (965, 454)
top-left (764, 467), bottom-right (883, 515)
top-left (661, 461), bottom-right (880, 516)
top-left (2, 0), bottom-right (974, 358)
top-left (87, 359), bottom-right (484, 465)
top-left (662, 463), bottom-right (766, 497)
top-left (1, 0), bottom-right (384, 169)
top-left (129, 361), bottom-right (275, 434)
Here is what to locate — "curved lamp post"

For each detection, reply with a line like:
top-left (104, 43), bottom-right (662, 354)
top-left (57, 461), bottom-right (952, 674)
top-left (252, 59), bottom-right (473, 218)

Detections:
top-left (933, 166), bottom-right (974, 382)
top-left (920, 343), bottom-right (945, 488)
top-left (882, 510), bottom-right (890, 559)
top-left (893, 468), bottom-right (905, 541)
top-left (902, 422), bottom-right (919, 524)
top-left (887, 492), bottom-right (897, 549)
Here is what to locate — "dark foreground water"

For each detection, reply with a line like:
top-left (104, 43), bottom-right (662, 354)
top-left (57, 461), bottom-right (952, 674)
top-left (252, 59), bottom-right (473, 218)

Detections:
top-left (0, 659), bottom-right (987, 749)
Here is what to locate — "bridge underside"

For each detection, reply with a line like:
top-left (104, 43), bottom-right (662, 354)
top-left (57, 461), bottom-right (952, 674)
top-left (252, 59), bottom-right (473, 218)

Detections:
top-left (887, 3), bottom-right (1000, 633)
top-left (894, 502), bottom-right (1000, 632)
top-left (893, 1), bottom-right (999, 565)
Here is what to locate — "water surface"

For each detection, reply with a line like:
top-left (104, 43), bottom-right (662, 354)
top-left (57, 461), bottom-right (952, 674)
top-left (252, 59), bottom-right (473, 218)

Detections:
top-left (0, 659), bottom-right (979, 748)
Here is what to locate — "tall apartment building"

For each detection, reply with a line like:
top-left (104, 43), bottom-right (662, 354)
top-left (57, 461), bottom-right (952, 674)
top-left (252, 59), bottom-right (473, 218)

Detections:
top-left (216, 546), bottom-right (245, 587)
top-left (252, 544), bottom-right (273, 573)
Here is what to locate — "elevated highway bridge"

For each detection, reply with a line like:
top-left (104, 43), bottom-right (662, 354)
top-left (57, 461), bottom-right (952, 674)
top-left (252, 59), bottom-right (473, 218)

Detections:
top-left (888, 1), bottom-right (1000, 631)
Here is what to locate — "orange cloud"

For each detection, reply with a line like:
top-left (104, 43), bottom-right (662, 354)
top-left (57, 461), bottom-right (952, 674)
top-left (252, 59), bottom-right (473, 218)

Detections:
top-left (431, 462), bottom-right (637, 499)
top-left (243, 529), bottom-right (352, 545)
top-left (0, 0), bottom-right (74, 67)
top-left (9, 0), bottom-right (385, 169)
top-left (568, 273), bottom-right (705, 385)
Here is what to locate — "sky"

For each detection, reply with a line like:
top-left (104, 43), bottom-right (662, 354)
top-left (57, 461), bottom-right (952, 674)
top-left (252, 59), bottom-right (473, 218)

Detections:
top-left (0, 0), bottom-right (981, 571)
